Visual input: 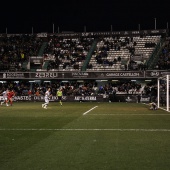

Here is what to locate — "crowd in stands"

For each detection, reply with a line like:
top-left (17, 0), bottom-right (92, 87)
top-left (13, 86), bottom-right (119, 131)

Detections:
top-left (0, 33), bottom-right (169, 72)
top-left (0, 79), bottom-right (158, 100)
top-left (154, 37), bottom-right (170, 70)
top-left (86, 35), bottom-right (161, 71)
top-left (0, 34), bottom-right (43, 72)
top-left (43, 35), bottom-right (94, 71)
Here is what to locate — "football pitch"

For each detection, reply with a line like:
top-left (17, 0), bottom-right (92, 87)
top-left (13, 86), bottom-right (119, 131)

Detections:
top-left (0, 101), bottom-right (170, 170)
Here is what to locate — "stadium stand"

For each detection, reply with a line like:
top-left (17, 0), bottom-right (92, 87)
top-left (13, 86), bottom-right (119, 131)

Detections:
top-left (86, 35), bottom-right (162, 71)
top-left (0, 30), bottom-right (168, 72)
top-left (0, 29), bottom-right (169, 102)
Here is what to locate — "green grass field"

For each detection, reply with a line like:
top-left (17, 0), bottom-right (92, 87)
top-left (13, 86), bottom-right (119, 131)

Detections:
top-left (0, 101), bottom-right (170, 170)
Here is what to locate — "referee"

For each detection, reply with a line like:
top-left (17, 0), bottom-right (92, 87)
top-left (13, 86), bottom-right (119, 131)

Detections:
top-left (56, 88), bottom-right (63, 106)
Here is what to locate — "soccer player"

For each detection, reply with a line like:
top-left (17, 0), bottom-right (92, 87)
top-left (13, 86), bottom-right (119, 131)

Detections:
top-left (42, 88), bottom-right (51, 109)
top-left (56, 88), bottom-right (63, 106)
top-left (149, 102), bottom-right (158, 110)
top-left (7, 89), bottom-right (15, 106)
top-left (1, 89), bottom-right (9, 106)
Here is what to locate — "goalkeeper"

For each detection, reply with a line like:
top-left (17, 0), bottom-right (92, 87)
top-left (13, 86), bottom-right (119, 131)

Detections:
top-left (149, 102), bottom-right (158, 110)
top-left (56, 88), bottom-right (63, 106)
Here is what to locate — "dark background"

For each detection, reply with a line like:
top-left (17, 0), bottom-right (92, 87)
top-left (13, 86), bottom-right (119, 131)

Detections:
top-left (0, 0), bottom-right (169, 34)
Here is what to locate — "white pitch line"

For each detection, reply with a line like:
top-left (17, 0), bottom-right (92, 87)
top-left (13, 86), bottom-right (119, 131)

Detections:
top-left (89, 114), bottom-right (170, 116)
top-left (0, 128), bottom-right (170, 132)
top-left (83, 106), bottom-right (98, 115)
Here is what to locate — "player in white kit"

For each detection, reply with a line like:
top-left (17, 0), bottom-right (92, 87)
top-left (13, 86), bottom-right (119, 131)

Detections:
top-left (42, 88), bottom-right (51, 109)
top-left (1, 89), bottom-right (9, 106)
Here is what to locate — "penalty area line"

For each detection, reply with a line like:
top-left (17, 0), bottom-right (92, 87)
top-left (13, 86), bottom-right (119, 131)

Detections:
top-left (83, 106), bottom-right (98, 115)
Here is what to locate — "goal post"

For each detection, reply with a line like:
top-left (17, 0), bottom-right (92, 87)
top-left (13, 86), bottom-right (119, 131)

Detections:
top-left (157, 74), bottom-right (170, 112)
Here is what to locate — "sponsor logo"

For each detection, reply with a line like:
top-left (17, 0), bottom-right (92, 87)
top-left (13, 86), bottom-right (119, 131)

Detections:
top-left (74, 96), bottom-right (97, 101)
top-left (3, 73), bottom-right (25, 79)
top-left (35, 72), bottom-right (58, 78)
top-left (150, 71), bottom-right (159, 77)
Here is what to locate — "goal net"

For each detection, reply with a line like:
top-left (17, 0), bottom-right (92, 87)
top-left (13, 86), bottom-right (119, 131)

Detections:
top-left (157, 74), bottom-right (170, 112)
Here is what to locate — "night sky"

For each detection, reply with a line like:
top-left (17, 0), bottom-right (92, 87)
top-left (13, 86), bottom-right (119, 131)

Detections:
top-left (1, 0), bottom-right (169, 34)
